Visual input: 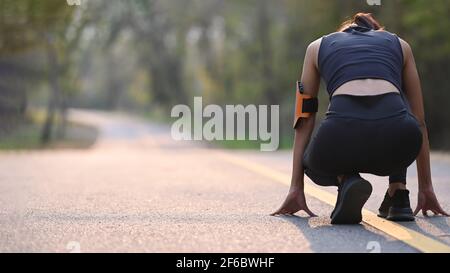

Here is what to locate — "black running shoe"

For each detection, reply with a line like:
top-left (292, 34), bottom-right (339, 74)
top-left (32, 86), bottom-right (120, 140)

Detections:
top-left (330, 175), bottom-right (356, 219)
top-left (377, 191), bottom-right (391, 219)
top-left (331, 175), bottom-right (372, 225)
top-left (330, 185), bottom-right (342, 219)
top-left (383, 189), bottom-right (415, 222)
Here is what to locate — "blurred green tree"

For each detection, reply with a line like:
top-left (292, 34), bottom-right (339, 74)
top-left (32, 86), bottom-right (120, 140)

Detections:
top-left (2, 0), bottom-right (450, 149)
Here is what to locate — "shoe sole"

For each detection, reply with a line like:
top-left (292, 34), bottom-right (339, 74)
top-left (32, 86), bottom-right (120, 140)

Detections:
top-left (331, 178), bottom-right (372, 225)
top-left (377, 211), bottom-right (388, 219)
top-left (387, 207), bottom-right (415, 222)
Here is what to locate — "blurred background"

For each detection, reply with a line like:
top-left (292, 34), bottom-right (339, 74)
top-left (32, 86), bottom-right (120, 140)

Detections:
top-left (1, 0), bottom-right (449, 150)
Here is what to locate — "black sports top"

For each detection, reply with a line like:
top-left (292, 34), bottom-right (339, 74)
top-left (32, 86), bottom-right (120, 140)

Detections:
top-left (318, 25), bottom-right (404, 98)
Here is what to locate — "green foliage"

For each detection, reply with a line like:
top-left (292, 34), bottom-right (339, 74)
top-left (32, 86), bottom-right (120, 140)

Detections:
top-left (1, 0), bottom-right (450, 149)
top-left (0, 0), bottom-right (74, 54)
top-left (0, 111), bottom-right (98, 150)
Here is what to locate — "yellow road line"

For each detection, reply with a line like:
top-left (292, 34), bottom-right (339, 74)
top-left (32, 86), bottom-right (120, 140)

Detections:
top-left (216, 151), bottom-right (450, 253)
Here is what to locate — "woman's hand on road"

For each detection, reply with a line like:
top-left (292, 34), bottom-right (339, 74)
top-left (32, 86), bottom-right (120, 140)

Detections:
top-left (414, 187), bottom-right (449, 217)
top-left (271, 188), bottom-right (317, 217)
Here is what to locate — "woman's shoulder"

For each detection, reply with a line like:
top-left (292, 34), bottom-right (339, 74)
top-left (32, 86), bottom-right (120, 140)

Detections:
top-left (308, 32), bottom-right (344, 51)
top-left (306, 37), bottom-right (323, 58)
top-left (308, 37), bottom-right (323, 49)
top-left (396, 36), bottom-right (411, 49)
top-left (396, 36), bottom-right (413, 64)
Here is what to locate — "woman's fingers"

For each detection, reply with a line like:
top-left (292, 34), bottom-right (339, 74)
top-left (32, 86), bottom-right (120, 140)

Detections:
top-left (270, 208), bottom-right (286, 216)
top-left (413, 205), bottom-right (421, 216)
top-left (303, 207), bottom-right (317, 217)
top-left (435, 204), bottom-right (450, 216)
top-left (434, 207), bottom-right (450, 216)
top-left (270, 207), bottom-right (316, 217)
top-left (270, 208), bottom-right (282, 216)
top-left (412, 206), bottom-right (449, 217)
top-left (439, 209), bottom-right (450, 216)
top-left (271, 207), bottom-right (297, 216)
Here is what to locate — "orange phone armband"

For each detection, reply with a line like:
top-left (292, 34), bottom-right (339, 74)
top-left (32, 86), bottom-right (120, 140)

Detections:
top-left (293, 81), bottom-right (318, 128)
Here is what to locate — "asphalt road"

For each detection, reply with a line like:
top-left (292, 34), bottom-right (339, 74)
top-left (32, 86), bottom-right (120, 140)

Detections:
top-left (0, 109), bottom-right (449, 253)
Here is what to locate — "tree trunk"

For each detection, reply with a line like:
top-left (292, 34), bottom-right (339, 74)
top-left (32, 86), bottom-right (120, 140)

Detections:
top-left (56, 94), bottom-right (68, 139)
top-left (257, 0), bottom-right (277, 105)
top-left (41, 35), bottom-right (61, 144)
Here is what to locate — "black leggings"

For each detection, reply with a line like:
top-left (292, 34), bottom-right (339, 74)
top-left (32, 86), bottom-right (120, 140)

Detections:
top-left (303, 92), bottom-right (423, 187)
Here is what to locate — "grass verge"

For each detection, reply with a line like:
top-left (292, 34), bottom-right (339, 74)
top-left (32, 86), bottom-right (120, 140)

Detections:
top-left (0, 112), bottom-right (98, 150)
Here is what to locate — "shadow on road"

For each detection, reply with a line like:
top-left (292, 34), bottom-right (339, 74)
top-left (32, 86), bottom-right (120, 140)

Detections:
top-left (275, 214), bottom-right (417, 253)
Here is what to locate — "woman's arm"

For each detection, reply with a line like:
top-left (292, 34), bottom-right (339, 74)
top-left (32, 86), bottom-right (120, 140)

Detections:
top-left (271, 39), bottom-right (321, 216)
top-left (290, 40), bottom-right (321, 189)
top-left (400, 39), bottom-right (449, 216)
